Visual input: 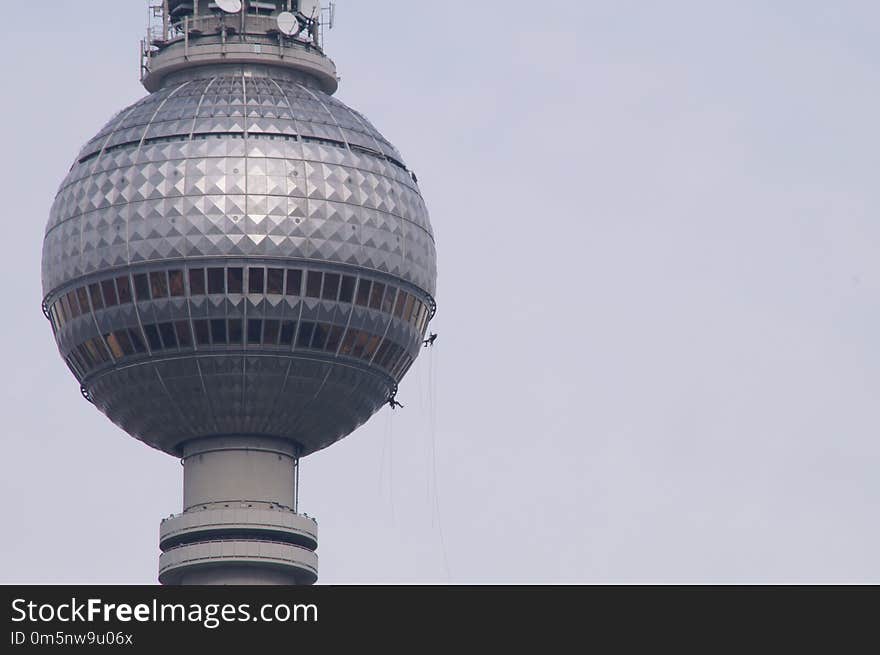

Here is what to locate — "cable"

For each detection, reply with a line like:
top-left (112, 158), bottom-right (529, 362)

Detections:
top-left (427, 342), bottom-right (452, 580)
top-left (378, 408), bottom-right (395, 524)
top-left (378, 410), bottom-right (387, 496)
top-left (415, 352), bottom-right (432, 503)
top-left (389, 406), bottom-right (395, 525)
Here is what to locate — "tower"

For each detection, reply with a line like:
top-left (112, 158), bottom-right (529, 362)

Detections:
top-left (40, 0), bottom-right (437, 585)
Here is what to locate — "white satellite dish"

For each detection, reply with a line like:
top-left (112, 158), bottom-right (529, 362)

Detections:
top-left (215, 0), bottom-right (242, 13)
top-left (298, 0), bottom-right (320, 20)
top-left (276, 11), bottom-right (300, 36)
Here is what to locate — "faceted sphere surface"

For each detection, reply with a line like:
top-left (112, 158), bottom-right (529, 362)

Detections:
top-left (41, 72), bottom-right (436, 456)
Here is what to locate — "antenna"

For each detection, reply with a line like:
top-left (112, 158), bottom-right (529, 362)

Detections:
top-left (215, 0), bottom-right (242, 13)
top-left (322, 2), bottom-right (336, 30)
top-left (276, 11), bottom-right (301, 37)
top-left (298, 0), bottom-right (320, 21)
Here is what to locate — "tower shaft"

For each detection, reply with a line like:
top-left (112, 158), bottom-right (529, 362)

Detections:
top-left (159, 437), bottom-right (317, 585)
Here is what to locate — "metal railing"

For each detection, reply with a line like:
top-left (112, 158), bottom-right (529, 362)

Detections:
top-left (141, 12), bottom-right (324, 81)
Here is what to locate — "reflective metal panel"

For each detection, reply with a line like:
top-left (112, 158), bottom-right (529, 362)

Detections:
top-left (42, 70), bottom-right (436, 458)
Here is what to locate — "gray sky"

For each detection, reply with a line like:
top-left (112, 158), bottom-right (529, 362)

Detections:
top-left (2, 0), bottom-right (880, 583)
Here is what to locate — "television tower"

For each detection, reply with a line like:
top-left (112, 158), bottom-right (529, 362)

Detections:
top-left (41, 0), bottom-right (436, 585)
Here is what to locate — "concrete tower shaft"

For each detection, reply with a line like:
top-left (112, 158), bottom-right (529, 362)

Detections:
top-left (159, 437), bottom-right (317, 585)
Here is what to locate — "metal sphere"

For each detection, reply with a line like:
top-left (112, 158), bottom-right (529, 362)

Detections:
top-left (41, 70), bottom-right (436, 457)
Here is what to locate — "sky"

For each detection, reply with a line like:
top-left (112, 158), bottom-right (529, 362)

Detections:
top-left (2, 0), bottom-right (880, 584)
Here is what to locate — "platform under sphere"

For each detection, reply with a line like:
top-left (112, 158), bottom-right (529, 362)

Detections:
top-left (41, 70), bottom-right (437, 457)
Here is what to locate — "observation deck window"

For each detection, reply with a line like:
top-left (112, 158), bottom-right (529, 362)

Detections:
top-left (297, 322), bottom-right (315, 349)
top-left (116, 276), bottom-right (133, 304)
top-left (286, 269), bottom-right (303, 296)
top-left (129, 329), bottom-right (147, 354)
top-left (393, 291), bottom-right (407, 319)
top-left (144, 324), bottom-right (162, 351)
top-left (248, 319), bottom-right (263, 345)
top-left (89, 283), bottom-right (105, 310)
top-left (382, 287), bottom-right (396, 314)
top-left (84, 338), bottom-right (108, 365)
top-left (158, 322), bottom-right (178, 349)
top-left (194, 320), bottom-right (211, 345)
top-left (52, 261), bottom-right (434, 380)
top-left (207, 268), bottom-right (224, 294)
top-left (305, 271), bottom-right (322, 298)
top-left (101, 280), bottom-right (119, 307)
top-left (363, 335), bottom-right (381, 360)
top-left (210, 319), bottom-right (227, 344)
top-left (351, 331), bottom-right (371, 359)
top-left (267, 268), bottom-right (284, 295)
top-left (169, 270), bottom-right (186, 297)
top-left (375, 341), bottom-right (391, 367)
top-left (113, 330), bottom-right (135, 356)
top-left (105, 332), bottom-right (125, 359)
top-left (134, 274), bottom-right (151, 301)
top-left (326, 325), bottom-right (344, 353)
top-left (339, 275), bottom-right (356, 303)
top-left (227, 268), bottom-right (243, 294)
top-left (60, 296), bottom-right (72, 323)
top-left (76, 288), bottom-right (91, 314)
top-left (150, 271), bottom-right (169, 299)
top-left (228, 319), bottom-right (243, 344)
top-left (175, 320), bottom-right (193, 347)
top-left (322, 273), bottom-right (340, 301)
top-left (355, 280), bottom-right (371, 307)
top-left (311, 323), bottom-right (329, 350)
top-left (279, 320), bottom-right (296, 345)
top-left (249, 267), bottom-right (265, 294)
top-left (264, 319), bottom-right (280, 345)
top-left (76, 344), bottom-right (94, 370)
top-left (369, 282), bottom-right (385, 311)
top-left (190, 268), bottom-right (206, 296)
top-left (338, 329), bottom-right (357, 356)
top-left (66, 291), bottom-right (81, 318)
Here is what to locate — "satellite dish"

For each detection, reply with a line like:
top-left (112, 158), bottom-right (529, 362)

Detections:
top-left (276, 11), bottom-right (300, 36)
top-left (298, 0), bottom-right (320, 20)
top-left (215, 0), bottom-right (242, 13)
